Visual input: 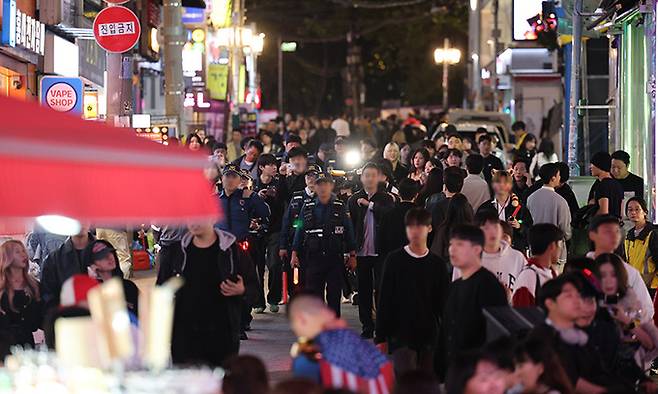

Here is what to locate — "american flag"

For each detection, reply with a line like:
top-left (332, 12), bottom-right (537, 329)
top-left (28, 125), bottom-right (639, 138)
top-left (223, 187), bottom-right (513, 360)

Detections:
top-left (314, 329), bottom-right (394, 394)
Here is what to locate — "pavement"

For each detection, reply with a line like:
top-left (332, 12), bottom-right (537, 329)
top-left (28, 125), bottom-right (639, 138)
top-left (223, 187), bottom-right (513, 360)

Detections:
top-left (131, 268), bottom-right (362, 383)
top-left (240, 302), bottom-right (361, 383)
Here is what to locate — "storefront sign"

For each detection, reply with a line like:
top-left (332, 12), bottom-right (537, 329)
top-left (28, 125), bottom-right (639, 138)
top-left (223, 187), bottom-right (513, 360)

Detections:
top-left (79, 40), bottom-right (106, 86)
top-left (40, 76), bottom-right (83, 114)
top-left (207, 63), bottom-right (228, 100)
top-left (1, 0), bottom-right (46, 55)
top-left (182, 7), bottom-right (205, 24)
top-left (93, 6), bottom-right (141, 53)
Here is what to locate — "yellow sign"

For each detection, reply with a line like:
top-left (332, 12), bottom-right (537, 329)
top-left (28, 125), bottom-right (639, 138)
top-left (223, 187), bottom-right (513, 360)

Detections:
top-left (210, 0), bottom-right (232, 28)
top-left (207, 63), bottom-right (229, 100)
top-left (83, 91), bottom-right (98, 119)
top-left (238, 65), bottom-right (245, 104)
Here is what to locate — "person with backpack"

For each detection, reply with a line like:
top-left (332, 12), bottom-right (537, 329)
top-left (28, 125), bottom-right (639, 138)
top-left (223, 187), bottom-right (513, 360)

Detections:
top-left (512, 224), bottom-right (563, 308)
top-left (624, 197), bottom-right (658, 293)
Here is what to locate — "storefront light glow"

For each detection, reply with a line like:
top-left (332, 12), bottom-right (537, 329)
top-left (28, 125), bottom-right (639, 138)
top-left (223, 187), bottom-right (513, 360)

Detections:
top-left (36, 215), bottom-right (81, 236)
top-left (470, 0), bottom-right (477, 11)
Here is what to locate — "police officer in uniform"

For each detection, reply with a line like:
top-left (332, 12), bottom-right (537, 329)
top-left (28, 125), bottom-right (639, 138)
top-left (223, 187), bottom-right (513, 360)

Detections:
top-left (279, 164), bottom-right (321, 295)
top-left (290, 174), bottom-right (357, 317)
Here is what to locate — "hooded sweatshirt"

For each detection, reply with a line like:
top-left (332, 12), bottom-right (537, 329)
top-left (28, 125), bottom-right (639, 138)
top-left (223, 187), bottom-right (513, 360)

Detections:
top-left (512, 258), bottom-right (557, 308)
top-left (452, 240), bottom-right (526, 292)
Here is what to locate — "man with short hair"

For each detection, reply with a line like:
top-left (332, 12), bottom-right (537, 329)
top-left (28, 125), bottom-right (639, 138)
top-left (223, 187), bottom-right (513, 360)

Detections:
top-left (510, 121), bottom-right (528, 151)
top-left (511, 159), bottom-right (531, 202)
top-left (440, 225), bottom-right (507, 372)
top-left (452, 212), bottom-right (526, 296)
top-left (478, 134), bottom-right (504, 185)
top-left (348, 162), bottom-right (395, 338)
top-left (445, 148), bottom-right (463, 168)
top-left (282, 147), bottom-right (310, 197)
top-left (512, 223), bottom-right (562, 307)
top-left (555, 162), bottom-right (580, 220)
top-left (588, 151), bottom-right (624, 218)
top-left (376, 208), bottom-right (448, 376)
top-left (446, 132), bottom-right (463, 151)
top-left (461, 154), bottom-right (490, 213)
top-left (232, 139), bottom-right (264, 179)
top-left (431, 166), bottom-right (465, 228)
top-left (587, 215), bottom-right (654, 322)
top-left (252, 153), bottom-right (288, 312)
top-left (528, 275), bottom-right (607, 393)
top-left (611, 150), bottom-right (644, 198)
top-left (291, 176), bottom-right (357, 316)
top-left (526, 163), bottom-right (572, 250)
top-left (379, 178), bottom-right (421, 256)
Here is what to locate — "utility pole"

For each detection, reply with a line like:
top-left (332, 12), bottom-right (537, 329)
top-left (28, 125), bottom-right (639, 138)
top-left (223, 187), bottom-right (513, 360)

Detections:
top-left (163, 0), bottom-right (185, 137)
top-left (442, 38), bottom-right (449, 109)
top-left (105, 4), bottom-right (133, 126)
top-left (277, 35), bottom-right (283, 116)
top-left (567, 0), bottom-right (583, 175)
top-left (491, 0), bottom-right (499, 112)
top-left (469, 0), bottom-right (481, 109)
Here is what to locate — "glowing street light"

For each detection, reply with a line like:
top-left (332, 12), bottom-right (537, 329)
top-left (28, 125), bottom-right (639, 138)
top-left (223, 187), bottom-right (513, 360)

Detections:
top-left (434, 38), bottom-right (461, 109)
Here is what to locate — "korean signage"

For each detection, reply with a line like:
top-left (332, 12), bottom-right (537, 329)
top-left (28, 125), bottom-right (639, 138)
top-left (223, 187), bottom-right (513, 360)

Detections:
top-left (93, 6), bottom-right (141, 53)
top-left (1, 0), bottom-right (46, 55)
top-left (207, 63), bottom-right (228, 100)
top-left (40, 76), bottom-right (84, 114)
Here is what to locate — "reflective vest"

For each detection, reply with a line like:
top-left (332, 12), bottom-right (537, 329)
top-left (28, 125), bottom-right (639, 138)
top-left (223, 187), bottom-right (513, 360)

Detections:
top-left (301, 199), bottom-right (346, 256)
top-left (625, 226), bottom-right (658, 288)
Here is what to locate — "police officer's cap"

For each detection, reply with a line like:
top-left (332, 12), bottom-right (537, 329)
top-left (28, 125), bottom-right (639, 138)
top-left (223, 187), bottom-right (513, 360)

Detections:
top-left (315, 173), bottom-right (334, 184)
top-left (319, 142), bottom-right (335, 153)
top-left (305, 164), bottom-right (322, 175)
top-left (222, 164), bottom-right (241, 176)
top-left (239, 169), bottom-right (252, 180)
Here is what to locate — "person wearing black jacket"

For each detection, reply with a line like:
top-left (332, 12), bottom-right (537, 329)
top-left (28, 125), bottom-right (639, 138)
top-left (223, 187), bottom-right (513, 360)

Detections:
top-left (347, 162), bottom-right (395, 338)
top-left (40, 228), bottom-right (95, 310)
top-left (167, 223), bottom-right (257, 367)
top-left (252, 154), bottom-right (288, 313)
top-left (476, 170), bottom-right (533, 253)
top-left (376, 208), bottom-right (448, 376)
top-left (282, 147), bottom-right (310, 200)
top-left (378, 178), bottom-right (420, 258)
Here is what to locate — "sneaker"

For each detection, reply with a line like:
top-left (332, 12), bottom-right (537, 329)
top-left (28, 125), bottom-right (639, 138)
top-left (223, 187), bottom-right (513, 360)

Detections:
top-left (240, 331), bottom-right (248, 340)
top-left (269, 304), bottom-right (280, 313)
top-left (351, 292), bottom-right (359, 306)
top-left (253, 307), bottom-right (265, 314)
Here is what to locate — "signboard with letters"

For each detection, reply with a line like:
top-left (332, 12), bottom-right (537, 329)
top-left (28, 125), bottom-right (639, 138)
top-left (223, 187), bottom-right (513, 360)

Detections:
top-left (40, 76), bottom-right (84, 114)
top-left (93, 6), bottom-right (141, 53)
top-left (207, 63), bottom-right (228, 100)
top-left (1, 0), bottom-right (46, 55)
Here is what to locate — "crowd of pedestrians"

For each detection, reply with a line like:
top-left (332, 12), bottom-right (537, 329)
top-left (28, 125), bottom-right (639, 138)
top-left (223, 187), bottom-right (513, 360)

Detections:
top-left (3, 113), bottom-right (658, 394)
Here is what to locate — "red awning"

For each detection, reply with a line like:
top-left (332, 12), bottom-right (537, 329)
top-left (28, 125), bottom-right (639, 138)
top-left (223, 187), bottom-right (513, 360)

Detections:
top-left (0, 95), bottom-right (220, 234)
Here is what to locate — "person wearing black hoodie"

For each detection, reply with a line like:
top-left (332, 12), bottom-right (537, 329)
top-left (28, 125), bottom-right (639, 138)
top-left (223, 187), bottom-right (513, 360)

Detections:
top-left (165, 222), bottom-right (258, 367)
top-left (378, 178), bottom-right (421, 258)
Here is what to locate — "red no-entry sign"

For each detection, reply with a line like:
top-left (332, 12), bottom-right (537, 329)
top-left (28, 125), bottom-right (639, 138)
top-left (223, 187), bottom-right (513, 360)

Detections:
top-left (93, 6), bottom-right (141, 53)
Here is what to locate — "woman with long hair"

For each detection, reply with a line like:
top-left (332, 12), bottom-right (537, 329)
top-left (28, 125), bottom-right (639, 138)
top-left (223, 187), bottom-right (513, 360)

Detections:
top-left (383, 142), bottom-right (408, 184)
top-left (594, 253), bottom-right (658, 367)
top-left (187, 133), bottom-right (204, 151)
top-left (529, 139), bottom-right (558, 180)
top-left (408, 148), bottom-right (430, 183)
top-left (0, 240), bottom-right (42, 349)
top-left (514, 338), bottom-right (574, 394)
top-left (417, 167), bottom-right (444, 211)
top-left (514, 134), bottom-right (537, 167)
top-left (431, 193), bottom-right (474, 263)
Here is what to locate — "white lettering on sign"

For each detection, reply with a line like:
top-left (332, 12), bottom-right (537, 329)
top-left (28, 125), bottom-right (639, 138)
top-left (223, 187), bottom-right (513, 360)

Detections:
top-left (98, 22), bottom-right (136, 37)
top-left (46, 82), bottom-right (77, 112)
top-left (4, 0), bottom-right (46, 56)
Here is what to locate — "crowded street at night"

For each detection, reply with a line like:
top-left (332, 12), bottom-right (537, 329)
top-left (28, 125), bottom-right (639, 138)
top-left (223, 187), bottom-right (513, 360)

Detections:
top-left (2, 0), bottom-right (658, 393)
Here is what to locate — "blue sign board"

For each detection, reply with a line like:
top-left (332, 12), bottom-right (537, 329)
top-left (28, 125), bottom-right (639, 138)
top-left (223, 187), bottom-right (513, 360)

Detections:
top-left (182, 7), bottom-right (205, 24)
top-left (40, 76), bottom-right (84, 115)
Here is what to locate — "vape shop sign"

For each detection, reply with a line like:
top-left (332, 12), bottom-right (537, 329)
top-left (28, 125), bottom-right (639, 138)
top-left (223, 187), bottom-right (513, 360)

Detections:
top-left (40, 76), bottom-right (84, 114)
top-left (93, 6), bottom-right (141, 53)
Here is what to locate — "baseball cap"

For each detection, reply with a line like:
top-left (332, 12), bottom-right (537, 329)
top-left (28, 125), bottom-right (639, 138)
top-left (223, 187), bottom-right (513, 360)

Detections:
top-left (90, 240), bottom-right (116, 262)
top-left (223, 164), bottom-right (241, 176)
top-left (239, 169), bottom-right (252, 180)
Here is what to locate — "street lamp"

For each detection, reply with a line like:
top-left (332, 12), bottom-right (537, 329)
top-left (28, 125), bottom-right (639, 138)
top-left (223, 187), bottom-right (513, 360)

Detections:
top-left (433, 38), bottom-right (461, 109)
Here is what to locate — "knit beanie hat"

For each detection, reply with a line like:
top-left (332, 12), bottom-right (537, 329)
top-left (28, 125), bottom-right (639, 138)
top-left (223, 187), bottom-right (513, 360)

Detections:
top-left (60, 274), bottom-right (99, 307)
top-left (590, 152), bottom-right (612, 172)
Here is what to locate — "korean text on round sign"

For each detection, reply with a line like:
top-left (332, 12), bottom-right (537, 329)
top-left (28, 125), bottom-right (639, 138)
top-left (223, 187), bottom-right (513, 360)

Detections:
top-left (93, 6), bottom-right (141, 53)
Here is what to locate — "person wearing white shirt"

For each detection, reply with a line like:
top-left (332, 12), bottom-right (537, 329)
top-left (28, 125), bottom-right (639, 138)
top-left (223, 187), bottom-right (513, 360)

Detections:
top-left (588, 215), bottom-right (654, 323)
top-left (461, 154), bottom-right (491, 214)
top-left (529, 139), bottom-right (558, 180)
